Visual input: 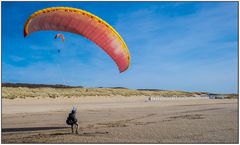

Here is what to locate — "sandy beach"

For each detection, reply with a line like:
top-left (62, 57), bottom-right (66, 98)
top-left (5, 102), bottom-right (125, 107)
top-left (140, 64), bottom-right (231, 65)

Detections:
top-left (2, 96), bottom-right (238, 143)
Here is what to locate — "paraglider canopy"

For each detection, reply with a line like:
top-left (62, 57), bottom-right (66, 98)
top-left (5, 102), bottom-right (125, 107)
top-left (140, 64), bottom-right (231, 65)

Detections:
top-left (54, 34), bottom-right (64, 53)
top-left (55, 34), bottom-right (65, 42)
top-left (24, 7), bottom-right (130, 73)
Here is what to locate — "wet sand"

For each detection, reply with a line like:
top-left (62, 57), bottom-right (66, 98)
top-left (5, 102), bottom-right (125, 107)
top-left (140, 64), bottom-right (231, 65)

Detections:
top-left (2, 96), bottom-right (238, 143)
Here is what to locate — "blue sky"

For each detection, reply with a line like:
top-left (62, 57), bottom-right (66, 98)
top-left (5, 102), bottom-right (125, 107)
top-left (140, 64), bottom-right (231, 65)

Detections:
top-left (2, 2), bottom-right (238, 93)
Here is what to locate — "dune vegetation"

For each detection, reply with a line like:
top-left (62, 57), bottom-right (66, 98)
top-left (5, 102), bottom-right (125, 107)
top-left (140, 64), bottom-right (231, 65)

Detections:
top-left (2, 83), bottom-right (238, 99)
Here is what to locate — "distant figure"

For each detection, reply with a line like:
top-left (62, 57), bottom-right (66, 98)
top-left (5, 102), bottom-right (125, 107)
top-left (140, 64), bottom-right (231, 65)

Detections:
top-left (66, 107), bottom-right (79, 134)
top-left (57, 49), bottom-right (61, 53)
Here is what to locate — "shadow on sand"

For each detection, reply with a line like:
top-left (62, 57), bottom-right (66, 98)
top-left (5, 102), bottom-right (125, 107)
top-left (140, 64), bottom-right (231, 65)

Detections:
top-left (2, 127), bottom-right (68, 132)
top-left (79, 131), bottom-right (109, 136)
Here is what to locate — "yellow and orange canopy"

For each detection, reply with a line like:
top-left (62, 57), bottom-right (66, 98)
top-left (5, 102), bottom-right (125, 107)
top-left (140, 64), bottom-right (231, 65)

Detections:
top-left (24, 7), bottom-right (130, 73)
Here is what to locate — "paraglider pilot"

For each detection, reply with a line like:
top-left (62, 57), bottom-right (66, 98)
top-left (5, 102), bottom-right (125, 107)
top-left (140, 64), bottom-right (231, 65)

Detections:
top-left (66, 107), bottom-right (79, 134)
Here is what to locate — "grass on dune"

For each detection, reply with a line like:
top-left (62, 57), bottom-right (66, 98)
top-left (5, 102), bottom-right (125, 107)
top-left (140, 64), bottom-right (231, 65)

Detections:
top-left (2, 86), bottom-right (238, 99)
top-left (2, 87), bottom-right (199, 99)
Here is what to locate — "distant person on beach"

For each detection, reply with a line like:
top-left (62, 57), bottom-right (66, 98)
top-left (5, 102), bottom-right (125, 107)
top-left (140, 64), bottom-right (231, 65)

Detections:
top-left (66, 107), bottom-right (79, 134)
